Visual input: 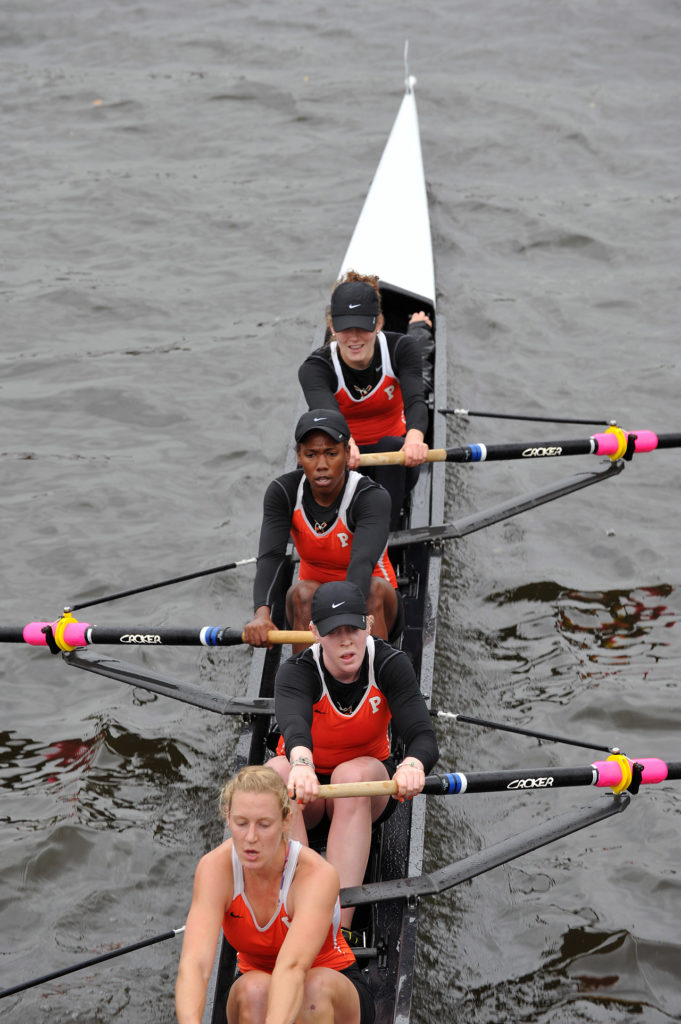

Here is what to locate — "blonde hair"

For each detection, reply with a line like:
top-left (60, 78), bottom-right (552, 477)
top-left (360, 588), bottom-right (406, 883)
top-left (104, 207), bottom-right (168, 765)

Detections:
top-left (219, 765), bottom-right (291, 822)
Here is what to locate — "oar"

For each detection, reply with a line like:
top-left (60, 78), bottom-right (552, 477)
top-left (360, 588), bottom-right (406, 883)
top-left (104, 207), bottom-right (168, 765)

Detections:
top-left (341, 794), bottom-right (629, 907)
top-left (0, 618), bottom-right (313, 653)
top-left (388, 460), bottom-right (623, 547)
top-left (64, 649), bottom-right (276, 714)
top-left (317, 756), bottom-right (681, 800)
top-left (359, 429), bottom-right (681, 467)
top-left (438, 408), bottom-right (616, 427)
top-left (0, 926), bottom-right (185, 999)
top-left (69, 557), bottom-right (256, 613)
top-left (431, 709), bottom-right (622, 755)
top-left (2, 465), bottom-right (623, 649)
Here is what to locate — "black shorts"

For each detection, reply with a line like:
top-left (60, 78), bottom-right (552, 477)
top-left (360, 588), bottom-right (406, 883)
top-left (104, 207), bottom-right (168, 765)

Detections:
top-left (341, 963), bottom-right (376, 1024)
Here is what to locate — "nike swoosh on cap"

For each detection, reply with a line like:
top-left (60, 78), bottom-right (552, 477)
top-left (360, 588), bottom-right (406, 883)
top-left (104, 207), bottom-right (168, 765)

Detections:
top-left (313, 416), bottom-right (327, 421)
top-left (331, 601), bottom-right (345, 608)
top-left (348, 303), bottom-right (362, 309)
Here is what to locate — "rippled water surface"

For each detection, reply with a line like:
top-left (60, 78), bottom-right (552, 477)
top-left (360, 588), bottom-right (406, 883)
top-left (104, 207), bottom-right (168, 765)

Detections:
top-left (2, 2), bottom-right (680, 1021)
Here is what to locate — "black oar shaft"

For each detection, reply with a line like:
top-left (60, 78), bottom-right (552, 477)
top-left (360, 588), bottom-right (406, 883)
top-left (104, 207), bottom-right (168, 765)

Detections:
top-left (438, 408), bottom-right (614, 427)
top-left (656, 433), bottom-right (681, 449)
top-left (0, 927), bottom-right (184, 998)
top-left (436, 710), bottom-right (618, 754)
top-left (423, 760), bottom-right (681, 795)
top-left (444, 438), bottom-right (593, 462)
top-left (69, 558), bottom-right (256, 612)
top-left (423, 766), bottom-right (596, 794)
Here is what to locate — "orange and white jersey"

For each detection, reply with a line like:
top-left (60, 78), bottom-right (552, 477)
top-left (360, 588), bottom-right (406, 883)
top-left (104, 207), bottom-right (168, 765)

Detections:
top-left (291, 470), bottom-right (397, 588)
top-left (222, 839), bottom-right (354, 974)
top-left (276, 636), bottom-right (392, 774)
top-left (331, 332), bottom-right (406, 445)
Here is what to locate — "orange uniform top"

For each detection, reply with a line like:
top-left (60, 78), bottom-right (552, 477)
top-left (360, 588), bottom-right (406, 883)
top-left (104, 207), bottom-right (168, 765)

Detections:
top-left (222, 839), bottom-right (354, 974)
top-left (330, 332), bottom-right (406, 445)
top-left (277, 636), bottom-right (392, 774)
top-left (290, 470), bottom-right (397, 588)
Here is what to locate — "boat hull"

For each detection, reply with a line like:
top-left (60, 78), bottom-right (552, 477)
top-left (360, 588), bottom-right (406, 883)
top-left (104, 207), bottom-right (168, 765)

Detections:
top-left (204, 78), bottom-right (444, 1024)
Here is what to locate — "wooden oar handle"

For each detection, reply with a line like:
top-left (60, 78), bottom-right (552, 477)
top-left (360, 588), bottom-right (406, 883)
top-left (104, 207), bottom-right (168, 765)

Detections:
top-left (263, 629), bottom-right (314, 645)
top-left (317, 780), bottom-right (399, 798)
top-left (357, 449), bottom-right (447, 467)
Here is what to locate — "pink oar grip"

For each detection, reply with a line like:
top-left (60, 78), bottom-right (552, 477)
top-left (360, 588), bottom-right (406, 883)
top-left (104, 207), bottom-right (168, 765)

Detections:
top-left (592, 430), bottom-right (659, 455)
top-left (637, 757), bottom-right (669, 784)
top-left (22, 621), bottom-right (90, 647)
top-left (593, 757), bottom-right (669, 788)
top-left (593, 759), bottom-right (626, 787)
top-left (630, 430), bottom-right (659, 453)
top-left (22, 622), bottom-right (51, 646)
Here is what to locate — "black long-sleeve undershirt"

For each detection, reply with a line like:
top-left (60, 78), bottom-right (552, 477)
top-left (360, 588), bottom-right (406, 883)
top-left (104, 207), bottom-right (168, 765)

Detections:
top-left (275, 638), bottom-right (439, 772)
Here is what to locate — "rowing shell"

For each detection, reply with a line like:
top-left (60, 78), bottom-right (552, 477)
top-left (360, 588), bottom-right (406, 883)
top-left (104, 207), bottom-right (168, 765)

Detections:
top-left (204, 66), bottom-right (446, 1024)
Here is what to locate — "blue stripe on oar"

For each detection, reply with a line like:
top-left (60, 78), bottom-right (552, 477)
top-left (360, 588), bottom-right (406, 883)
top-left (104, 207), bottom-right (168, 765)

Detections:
top-left (441, 772), bottom-right (467, 794)
top-left (468, 444), bottom-right (487, 462)
top-left (200, 627), bottom-right (221, 646)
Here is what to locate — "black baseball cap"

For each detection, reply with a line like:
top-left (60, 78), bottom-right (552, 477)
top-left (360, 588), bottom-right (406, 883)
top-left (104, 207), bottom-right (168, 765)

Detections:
top-left (294, 408), bottom-right (351, 445)
top-left (330, 280), bottom-right (379, 332)
top-left (310, 581), bottom-right (367, 636)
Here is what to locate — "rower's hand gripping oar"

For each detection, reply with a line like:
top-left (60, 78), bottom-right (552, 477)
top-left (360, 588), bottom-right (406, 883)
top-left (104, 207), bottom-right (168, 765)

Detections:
top-left (358, 427), bottom-right (681, 467)
top-left (317, 755), bottom-right (681, 800)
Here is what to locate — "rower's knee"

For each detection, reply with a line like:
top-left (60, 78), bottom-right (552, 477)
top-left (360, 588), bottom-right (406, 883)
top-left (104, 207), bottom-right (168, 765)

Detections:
top-left (264, 755), bottom-right (290, 783)
top-left (299, 968), bottom-right (338, 1020)
top-left (228, 971), bottom-right (269, 1022)
top-left (367, 578), bottom-right (397, 629)
top-left (286, 580), bottom-right (320, 630)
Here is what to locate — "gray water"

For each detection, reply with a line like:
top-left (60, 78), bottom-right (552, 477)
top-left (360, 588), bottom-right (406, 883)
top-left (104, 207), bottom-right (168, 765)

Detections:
top-left (2, 2), bottom-right (680, 1021)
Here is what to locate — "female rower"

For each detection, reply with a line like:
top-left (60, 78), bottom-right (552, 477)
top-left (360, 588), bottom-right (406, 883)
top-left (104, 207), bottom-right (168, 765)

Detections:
top-left (297, 271), bottom-right (433, 529)
top-left (267, 580), bottom-right (439, 931)
top-left (175, 765), bottom-right (374, 1024)
top-left (243, 408), bottom-right (399, 650)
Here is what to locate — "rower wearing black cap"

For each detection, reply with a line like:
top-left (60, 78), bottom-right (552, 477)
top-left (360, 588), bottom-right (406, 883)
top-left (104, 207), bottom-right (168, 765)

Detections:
top-left (297, 271), bottom-right (433, 529)
top-left (243, 408), bottom-right (400, 651)
top-left (267, 580), bottom-right (439, 933)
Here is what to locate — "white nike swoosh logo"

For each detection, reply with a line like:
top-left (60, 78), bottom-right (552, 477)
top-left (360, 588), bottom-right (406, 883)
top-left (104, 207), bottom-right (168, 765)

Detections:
top-left (331, 601), bottom-right (345, 609)
top-left (313, 416), bottom-right (327, 421)
top-left (348, 303), bottom-right (361, 309)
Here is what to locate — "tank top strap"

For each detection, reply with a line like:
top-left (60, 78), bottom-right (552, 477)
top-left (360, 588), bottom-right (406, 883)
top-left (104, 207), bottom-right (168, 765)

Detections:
top-left (231, 842), bottom-right (244, 898)
top-left (375, 331), bottom-right (395, 377)
top-left (337, 471), bottom-right (360, 520)
top-left (366, 633), bottom-right (376, 685)
top-left (280, 839), bottom-right (302, 910)
top-left (311, 643), bottom-right (326, 692)
top-left (294, 473), bottom-right (305, 512)
top-left (329, 339), bottom-right (343, 386)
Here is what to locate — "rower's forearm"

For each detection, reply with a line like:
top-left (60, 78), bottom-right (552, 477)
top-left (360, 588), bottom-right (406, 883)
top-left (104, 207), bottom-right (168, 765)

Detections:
top-left (174, 964), bottom-right (207, 1024)
top-left (264, 963), bottom-right (306, 1024)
